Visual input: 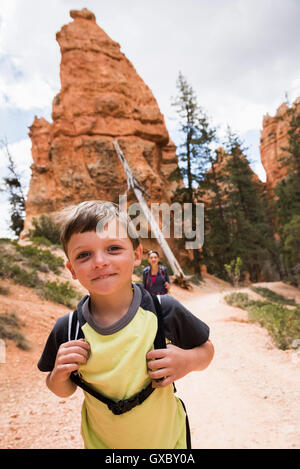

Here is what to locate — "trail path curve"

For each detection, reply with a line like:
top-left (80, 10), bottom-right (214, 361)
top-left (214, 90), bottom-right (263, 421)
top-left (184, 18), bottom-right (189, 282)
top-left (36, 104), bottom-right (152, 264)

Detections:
top-left (0, 279), bottom-right (299, 449)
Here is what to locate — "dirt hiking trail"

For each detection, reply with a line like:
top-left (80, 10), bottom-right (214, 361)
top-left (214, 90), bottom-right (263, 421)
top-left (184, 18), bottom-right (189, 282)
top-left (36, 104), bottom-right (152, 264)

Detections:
top-left (0, 277), bottom-right (299, 449)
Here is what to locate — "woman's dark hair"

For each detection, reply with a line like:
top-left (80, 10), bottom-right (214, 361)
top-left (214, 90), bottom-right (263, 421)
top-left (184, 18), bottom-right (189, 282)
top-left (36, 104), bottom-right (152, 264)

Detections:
top-left (148, 250), bottom-right (160, 257)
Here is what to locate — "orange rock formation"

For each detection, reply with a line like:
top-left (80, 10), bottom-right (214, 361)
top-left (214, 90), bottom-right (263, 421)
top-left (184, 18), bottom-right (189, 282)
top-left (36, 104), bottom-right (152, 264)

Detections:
top-left (260, 98), bottom-right (300, 191)
top-left (24, 9), bottom-right (181, 253)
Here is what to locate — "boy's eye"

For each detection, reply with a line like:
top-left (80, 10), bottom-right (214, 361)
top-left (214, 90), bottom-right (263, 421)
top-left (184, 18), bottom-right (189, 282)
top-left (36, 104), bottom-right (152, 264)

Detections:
top-left (108, 246), bottom-right (122, 253)
top-left (76, 251), bottom-right (91, 260)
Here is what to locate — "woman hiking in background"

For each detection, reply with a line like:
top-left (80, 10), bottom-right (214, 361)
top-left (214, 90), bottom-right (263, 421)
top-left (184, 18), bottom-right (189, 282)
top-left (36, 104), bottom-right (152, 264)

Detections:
top-left (143, 250), bottom-right (171, 295)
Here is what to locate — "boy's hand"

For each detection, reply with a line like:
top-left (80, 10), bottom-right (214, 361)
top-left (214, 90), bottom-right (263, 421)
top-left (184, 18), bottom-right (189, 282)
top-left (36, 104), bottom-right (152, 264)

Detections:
top-left (51, 339), bottom-right (90, 384)
top-left (146, 344), bottom-right (190, 388)
top-left (146, 340), bottom-right (214, 388)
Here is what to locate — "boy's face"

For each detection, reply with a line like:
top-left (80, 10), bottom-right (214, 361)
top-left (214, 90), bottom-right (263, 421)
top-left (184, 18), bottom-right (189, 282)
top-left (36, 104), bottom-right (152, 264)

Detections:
top-left (65, 223), bottom-right (142, 297)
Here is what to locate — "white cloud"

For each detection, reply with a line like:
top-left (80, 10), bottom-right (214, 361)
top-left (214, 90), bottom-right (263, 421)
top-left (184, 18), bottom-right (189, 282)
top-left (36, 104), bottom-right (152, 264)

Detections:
top-left (0, 0), bottom-right (298, 237)
top-left (252, 162), bottom-right (266, 183)
top-left (0, 138), bottom-right (32, 189)
top-left (0, 74), bottom-right (56, 111)
top-left (0, 0), bottom-right (62, 111)
top-left (290, 78), bottom-right (300, 104)
top-left (0, 197), bottom-right (11, 238)
top-left (0, 0), bottom-right (299, 132)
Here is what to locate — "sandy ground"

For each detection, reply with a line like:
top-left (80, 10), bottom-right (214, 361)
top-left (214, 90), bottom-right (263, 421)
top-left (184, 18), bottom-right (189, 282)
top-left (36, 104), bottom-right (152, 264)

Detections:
top-left (0, 277), bottom-right (299, 449)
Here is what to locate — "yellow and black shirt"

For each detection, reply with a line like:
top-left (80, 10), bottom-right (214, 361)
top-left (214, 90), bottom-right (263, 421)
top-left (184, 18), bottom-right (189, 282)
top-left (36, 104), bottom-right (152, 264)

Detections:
top-left (38, 283), bottom-right (209, 449)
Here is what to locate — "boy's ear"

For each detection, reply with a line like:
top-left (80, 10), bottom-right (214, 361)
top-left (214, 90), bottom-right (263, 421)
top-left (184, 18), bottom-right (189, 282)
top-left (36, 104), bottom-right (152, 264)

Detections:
top-left (134, 244), bottom-right (143, 266)
top-left (66, 260), bottom-right (77, 280)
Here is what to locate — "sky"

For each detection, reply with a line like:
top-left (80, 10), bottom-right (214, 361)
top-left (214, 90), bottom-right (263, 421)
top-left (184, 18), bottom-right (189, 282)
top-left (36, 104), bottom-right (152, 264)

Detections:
top-left (0, 0), bottom-right (300, 236)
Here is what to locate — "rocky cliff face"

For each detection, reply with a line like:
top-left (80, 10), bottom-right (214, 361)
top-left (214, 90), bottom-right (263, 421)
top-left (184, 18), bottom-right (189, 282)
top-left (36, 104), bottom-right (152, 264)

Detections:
top-left (260, 99), bottom-right (300, 191)
top-left (24, 9), bottom-right (181, 252)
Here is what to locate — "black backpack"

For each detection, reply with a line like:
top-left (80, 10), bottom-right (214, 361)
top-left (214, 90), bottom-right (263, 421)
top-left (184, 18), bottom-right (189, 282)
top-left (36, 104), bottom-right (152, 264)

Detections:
top-left (69, 293), bottom-right (166, 415)
top-left (144, 265), bottom-right (167, 291)
top-left (68, 290), bottom-right (191, 448)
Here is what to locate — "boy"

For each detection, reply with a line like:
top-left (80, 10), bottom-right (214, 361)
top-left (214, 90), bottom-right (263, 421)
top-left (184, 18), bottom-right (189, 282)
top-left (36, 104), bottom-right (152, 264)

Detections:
top-left (38, 201), bottom-right (214, 449)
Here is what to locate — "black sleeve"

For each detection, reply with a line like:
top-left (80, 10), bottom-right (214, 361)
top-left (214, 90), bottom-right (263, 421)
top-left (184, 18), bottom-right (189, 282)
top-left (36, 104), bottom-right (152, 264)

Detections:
top-left (160, 295), bottom-right (209, 349)
top-left (37, 313), bottom-right (70, 372)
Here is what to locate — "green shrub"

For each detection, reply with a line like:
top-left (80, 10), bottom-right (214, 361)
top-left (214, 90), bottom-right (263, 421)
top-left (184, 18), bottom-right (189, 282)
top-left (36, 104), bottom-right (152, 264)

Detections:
top-left (0, 240), bottom-right (81, 309)
top-left (29, 215), bottom-right (61, 245)
top-left (30, 236), bottom-right (52, 247)
top-left (0, 238), bottom-right (13, 243)
top-left (0, 256), bottom-right (39, 288)
top-left (15, 244), bottom-right (64, 274)
top-left (0, 312), bottom-right (29, 350)
top-left (0, 285), bottom-right (10, 295)
top-left (224, 291), bottom-right (300, 350)
top-left (224, 292), bottom-right (254, 309)
top-left (251, 286), bottom-right (296, 305)
top-left (224, 257), bottom-right (243, 287)
top-left (247, 301), bottom-right (300, 350)
top-left (37, 280), bottom-right (81, 308)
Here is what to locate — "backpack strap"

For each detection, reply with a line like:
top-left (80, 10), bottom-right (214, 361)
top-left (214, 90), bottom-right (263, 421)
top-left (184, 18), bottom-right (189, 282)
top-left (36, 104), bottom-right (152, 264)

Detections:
top-left (144, 266), bottom-right (151, 290)
top-left (68, 310), bottom-right (80, 342)
top-left (158, 265), bottom-right (166, 281)
top-left (152, 294), bottom-right (166, 350)
top-left (69, 292), bottom-right (167, 415)
top-left (71, 370), bottom-right (155, 415)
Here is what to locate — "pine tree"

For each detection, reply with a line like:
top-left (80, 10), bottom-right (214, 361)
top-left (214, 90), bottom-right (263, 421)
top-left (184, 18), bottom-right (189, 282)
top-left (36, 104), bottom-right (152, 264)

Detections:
top-left (220, 128), bottom-right (280, 282)
top-left (171, 72), bottom-right (217, 275)
top-left (199, 148), bottom-right (231, 279)
top-left (1, 140), bottom-right (25, 237)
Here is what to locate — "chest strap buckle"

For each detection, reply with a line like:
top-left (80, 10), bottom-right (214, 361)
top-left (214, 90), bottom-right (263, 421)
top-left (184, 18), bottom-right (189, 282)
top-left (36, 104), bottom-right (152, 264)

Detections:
top-left (108, 382), bottom-right (154, 415)
top-left (71, 371), bottom-right (155, 415)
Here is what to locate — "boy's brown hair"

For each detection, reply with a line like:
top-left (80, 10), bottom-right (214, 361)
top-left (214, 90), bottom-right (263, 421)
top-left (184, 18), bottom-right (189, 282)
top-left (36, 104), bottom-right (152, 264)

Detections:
top-left (57, 200), bottom-right (140, 256)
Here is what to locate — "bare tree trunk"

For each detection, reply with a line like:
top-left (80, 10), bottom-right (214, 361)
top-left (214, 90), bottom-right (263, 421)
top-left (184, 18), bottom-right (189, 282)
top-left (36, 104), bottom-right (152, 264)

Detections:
top-left (113, 140), bottom-right (187, 281)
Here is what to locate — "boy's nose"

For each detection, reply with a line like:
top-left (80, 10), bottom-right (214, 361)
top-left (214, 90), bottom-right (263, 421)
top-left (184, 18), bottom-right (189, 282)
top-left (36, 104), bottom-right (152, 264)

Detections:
top-left (93, 251), bottom-right (109, 267)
